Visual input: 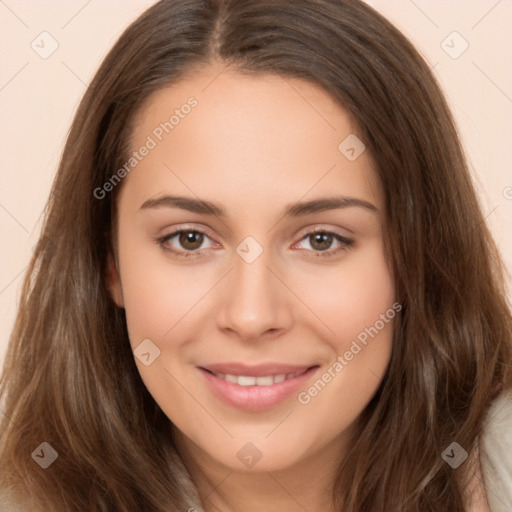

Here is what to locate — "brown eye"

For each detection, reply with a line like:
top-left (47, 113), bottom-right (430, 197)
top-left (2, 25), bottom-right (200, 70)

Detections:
top-left (294, 230), bottom-right (354, 258)
top-left (157, 229), bottom-right (215, 257)
top-left (308, 232), bottom-right (334, 251)
top-left (178, 231), bottom-right (205, 251)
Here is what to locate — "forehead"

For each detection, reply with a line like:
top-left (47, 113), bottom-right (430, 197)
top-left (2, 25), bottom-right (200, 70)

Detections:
top-left (121, 63), bottom-right (382, 216)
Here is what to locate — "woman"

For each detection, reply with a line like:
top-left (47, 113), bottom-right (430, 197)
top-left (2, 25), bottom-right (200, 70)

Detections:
top-left (1, 0), bottom-right (511, 510)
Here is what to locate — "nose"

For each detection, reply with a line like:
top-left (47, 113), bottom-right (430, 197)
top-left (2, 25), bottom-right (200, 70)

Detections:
top-left (216, 247), bottom-right (293, 342)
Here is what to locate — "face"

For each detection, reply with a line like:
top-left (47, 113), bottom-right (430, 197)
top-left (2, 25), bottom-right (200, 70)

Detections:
top-left (108, 63), bottom-right (396, 474)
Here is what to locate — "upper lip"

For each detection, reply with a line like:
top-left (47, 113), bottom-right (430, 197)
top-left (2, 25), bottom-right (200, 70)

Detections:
top-left (199, 363), bottom-right (317, 377)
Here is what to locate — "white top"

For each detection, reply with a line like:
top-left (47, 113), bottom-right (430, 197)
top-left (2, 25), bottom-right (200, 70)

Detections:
top-left (1, 390), bottom-right (511, 511)
top-left (480, 389), bottom-right (512, 511)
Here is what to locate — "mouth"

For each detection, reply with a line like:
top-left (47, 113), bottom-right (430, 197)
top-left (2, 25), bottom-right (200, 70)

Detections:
top-left (197, 363), bottom-right (320, 411)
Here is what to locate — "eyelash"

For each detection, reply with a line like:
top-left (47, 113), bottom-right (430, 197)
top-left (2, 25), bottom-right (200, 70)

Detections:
top-left (155, 226), bottom-right (354, 260)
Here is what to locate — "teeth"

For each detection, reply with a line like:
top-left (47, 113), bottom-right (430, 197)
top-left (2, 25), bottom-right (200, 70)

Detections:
top-left (238, 376), bottom-right (256, 386)
top-left (212, 369), bottom-right (307, 386)
top-left (256, 376), bottom-right (273, 386)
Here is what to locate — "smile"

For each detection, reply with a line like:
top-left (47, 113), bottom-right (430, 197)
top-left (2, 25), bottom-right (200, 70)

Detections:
top-left (198, 363), bottom-right (319, 410)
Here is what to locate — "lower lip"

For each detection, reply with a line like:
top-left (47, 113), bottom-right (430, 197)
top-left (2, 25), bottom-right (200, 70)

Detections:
top-left (198, 366), bottom-right (319, 411)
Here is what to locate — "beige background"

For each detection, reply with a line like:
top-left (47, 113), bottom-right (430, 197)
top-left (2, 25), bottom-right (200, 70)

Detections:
top-left (1, 0), bottom-right (511, 369)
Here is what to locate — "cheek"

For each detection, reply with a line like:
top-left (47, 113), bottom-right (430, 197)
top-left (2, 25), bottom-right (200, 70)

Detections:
top-left (294, 243), bottom-right (396, 439)
top-left (291, 238), bottom-right (396, 350)
top-left (115, 236), bottom-right (211, 422)
top-left (116, 231), bottom-right (220, 347)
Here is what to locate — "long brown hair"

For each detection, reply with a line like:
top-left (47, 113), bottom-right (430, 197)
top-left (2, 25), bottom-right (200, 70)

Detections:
top-left (1, 0), bottom-right (511, 510)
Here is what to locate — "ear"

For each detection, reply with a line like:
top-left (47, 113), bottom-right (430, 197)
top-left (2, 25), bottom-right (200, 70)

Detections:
top-left (106, 251), bottom-right (125, 308)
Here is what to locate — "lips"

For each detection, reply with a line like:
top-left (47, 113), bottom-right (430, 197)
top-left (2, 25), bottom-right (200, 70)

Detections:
top-left (198, 363), bottom-right (319, 410)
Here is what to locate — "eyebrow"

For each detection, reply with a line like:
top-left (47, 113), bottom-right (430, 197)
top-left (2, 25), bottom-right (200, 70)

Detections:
top-left (139, 194), bottom-right (378, 217)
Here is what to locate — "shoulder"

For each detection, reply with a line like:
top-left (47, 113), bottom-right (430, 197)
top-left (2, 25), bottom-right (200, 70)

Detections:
top-left (480, 388), bottom-right (512, 512)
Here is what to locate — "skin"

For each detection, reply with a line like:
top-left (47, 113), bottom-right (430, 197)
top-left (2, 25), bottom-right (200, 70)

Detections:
top-left (107, 62), bottom-right (398, 511)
